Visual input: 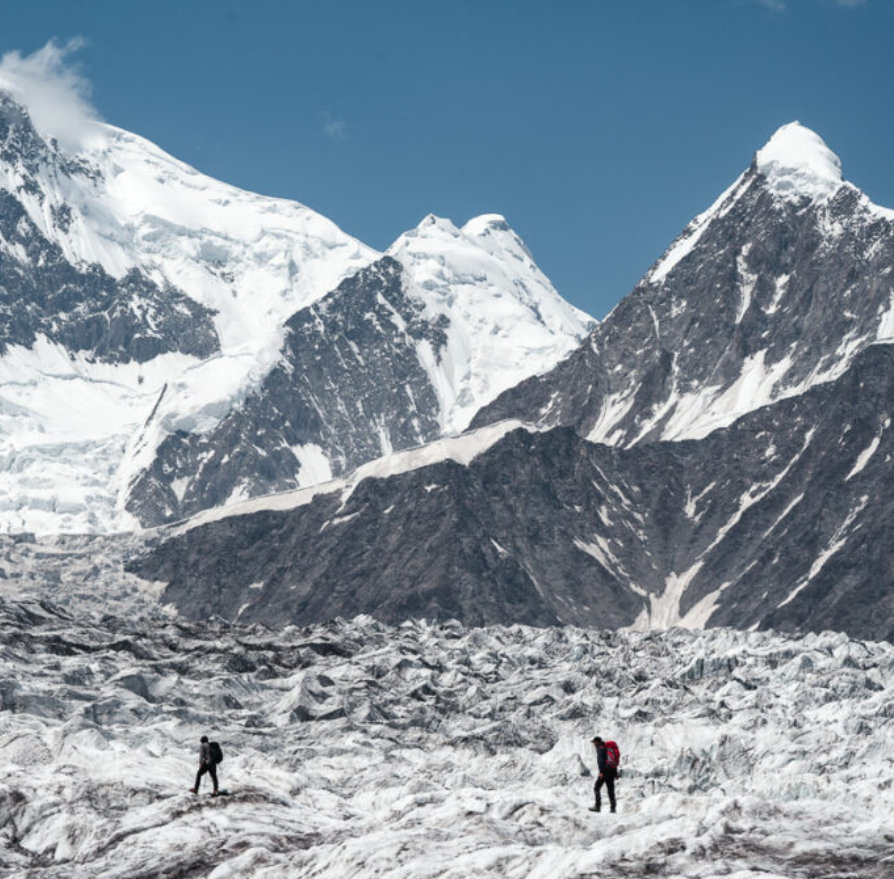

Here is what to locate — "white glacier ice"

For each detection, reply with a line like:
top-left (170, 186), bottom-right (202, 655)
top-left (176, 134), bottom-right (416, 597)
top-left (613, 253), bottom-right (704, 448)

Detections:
top-left (0, 603), bottom-right (891, 878)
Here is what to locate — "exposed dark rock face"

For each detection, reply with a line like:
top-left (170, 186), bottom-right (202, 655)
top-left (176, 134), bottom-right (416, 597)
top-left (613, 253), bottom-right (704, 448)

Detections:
top-left (472, 162), bottom-right (894, 445)
top-left (126, 257), bottom-right (449, 525)
top-left (129, 344), bottom-right (894, 641)
top-left (0, 191), bottom-right (220, 363)
top-left (0, 94), bottom-right (220, 364)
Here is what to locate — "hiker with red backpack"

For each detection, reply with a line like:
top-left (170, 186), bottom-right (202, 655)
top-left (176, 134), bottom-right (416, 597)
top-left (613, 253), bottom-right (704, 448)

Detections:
top-left (190, 735), bottom-right (223, 796)
top-left (589, 736), bottom-right (620, 813)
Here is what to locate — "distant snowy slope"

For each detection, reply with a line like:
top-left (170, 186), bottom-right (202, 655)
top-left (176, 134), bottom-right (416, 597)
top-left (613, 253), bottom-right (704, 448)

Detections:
top-left (474, 122), bottom-right (894, 444)
top-left (0, 90), bottom-right (377, 534)
top-left (388, 213), bottom-right (594, 433)
top-left (126, 219), bottom-right (593, 526)
top-left (0, 89), bottom-right (590, 534)
top-left (0, 93), bottom-right (376, 359)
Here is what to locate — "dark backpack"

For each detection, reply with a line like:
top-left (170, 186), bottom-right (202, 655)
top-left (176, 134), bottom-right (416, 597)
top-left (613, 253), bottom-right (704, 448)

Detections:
top-left (604, 741), bottom-right (620, 769)
top-left (209, 741), bottom-right (223, 765)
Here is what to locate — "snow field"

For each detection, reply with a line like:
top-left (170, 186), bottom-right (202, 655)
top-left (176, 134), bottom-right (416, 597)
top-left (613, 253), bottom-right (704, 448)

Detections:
top-left (1, 604), bottom-right (892, 877)
top-left (388, 213), bottom-right (593, 435)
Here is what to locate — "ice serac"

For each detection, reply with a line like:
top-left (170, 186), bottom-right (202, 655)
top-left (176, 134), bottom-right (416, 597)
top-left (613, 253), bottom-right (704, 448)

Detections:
top-left (125, 215), bottom-right (592, 526)
top-left (472, 122), bottom-right (894, 445)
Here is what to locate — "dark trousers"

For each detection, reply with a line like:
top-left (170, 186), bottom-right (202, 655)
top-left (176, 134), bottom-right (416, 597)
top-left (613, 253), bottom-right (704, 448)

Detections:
top-left (195, 762), bottom-right (219, 792)
top-left (594, 768), bottom-right (617, 811)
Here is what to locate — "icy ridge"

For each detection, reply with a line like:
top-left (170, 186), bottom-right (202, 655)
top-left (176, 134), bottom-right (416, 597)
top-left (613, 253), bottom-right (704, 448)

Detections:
top-left (0, 602), bottom-right (892, 877)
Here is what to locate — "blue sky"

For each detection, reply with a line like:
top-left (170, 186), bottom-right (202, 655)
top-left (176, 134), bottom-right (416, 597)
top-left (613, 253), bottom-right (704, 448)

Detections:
top-left (1, 0), bottom-right (892, 318)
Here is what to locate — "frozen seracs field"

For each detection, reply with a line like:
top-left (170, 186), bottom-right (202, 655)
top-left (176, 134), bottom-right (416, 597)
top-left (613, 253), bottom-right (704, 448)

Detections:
top-left (1, 602), bottom-right (892, 878)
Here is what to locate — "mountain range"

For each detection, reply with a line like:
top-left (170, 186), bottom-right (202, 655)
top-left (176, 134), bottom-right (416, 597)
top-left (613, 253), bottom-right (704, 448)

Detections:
top-left (0, 90), bottom-right (589, 534)
top-left (1, 91), bottom-right (893, 641)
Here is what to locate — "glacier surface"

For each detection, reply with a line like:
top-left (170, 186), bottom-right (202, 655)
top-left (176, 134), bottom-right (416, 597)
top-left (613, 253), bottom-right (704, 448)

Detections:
top-left (1, 601), bottom-right (892, 878)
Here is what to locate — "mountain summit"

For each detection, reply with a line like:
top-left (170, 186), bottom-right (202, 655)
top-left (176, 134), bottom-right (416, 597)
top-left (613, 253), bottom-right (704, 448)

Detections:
top-left (474, 122), bottom-right (894, 445)
top-left (386, 212), bottom-right (593, 433)
top-left (755, 121), bottom-right (843, 202)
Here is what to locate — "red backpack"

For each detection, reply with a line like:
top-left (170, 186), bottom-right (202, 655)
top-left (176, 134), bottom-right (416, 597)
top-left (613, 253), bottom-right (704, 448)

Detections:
top-left (604, 741), bottom-right (620, 769)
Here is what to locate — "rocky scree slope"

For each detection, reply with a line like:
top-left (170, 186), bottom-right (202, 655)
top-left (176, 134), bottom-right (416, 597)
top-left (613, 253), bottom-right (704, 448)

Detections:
top-left (131, 342), bottom-right (894, 641)
top-left (0, 599), bottom-right (892, 878)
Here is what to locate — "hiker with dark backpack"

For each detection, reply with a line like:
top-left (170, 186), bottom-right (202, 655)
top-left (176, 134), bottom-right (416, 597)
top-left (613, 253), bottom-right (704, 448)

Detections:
top-left (589, 736), bottom-right (620, 813)
top-left (190, 735), bottom-right (222, 796)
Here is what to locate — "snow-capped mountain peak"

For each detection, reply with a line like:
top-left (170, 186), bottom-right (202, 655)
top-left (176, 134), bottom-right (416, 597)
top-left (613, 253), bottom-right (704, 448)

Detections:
top-left (0, 89), bottom-right (384, 534)
top-left (475, 121), bottom-right (894, 460)
top-left (754, 121), bottom-right (843, 202)
top-left (387, 213), bottom-right (593, 433)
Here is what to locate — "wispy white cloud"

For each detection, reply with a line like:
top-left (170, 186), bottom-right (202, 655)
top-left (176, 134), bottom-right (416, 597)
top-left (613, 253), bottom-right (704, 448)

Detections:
top-left (0, 39), bottom-right (101, 151)
top-left (322, 111), bottom-right (348, 143)
top-left (755, 0), bottom-right (869, 9)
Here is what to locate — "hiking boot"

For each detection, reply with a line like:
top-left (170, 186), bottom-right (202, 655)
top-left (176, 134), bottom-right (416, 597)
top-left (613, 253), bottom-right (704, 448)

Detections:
top-left (588, 805), bottom-right (600, 812)
top-left (211, 791), bottom-right (220, 797)
top-left (189, 787), bottom-right (197, 794)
